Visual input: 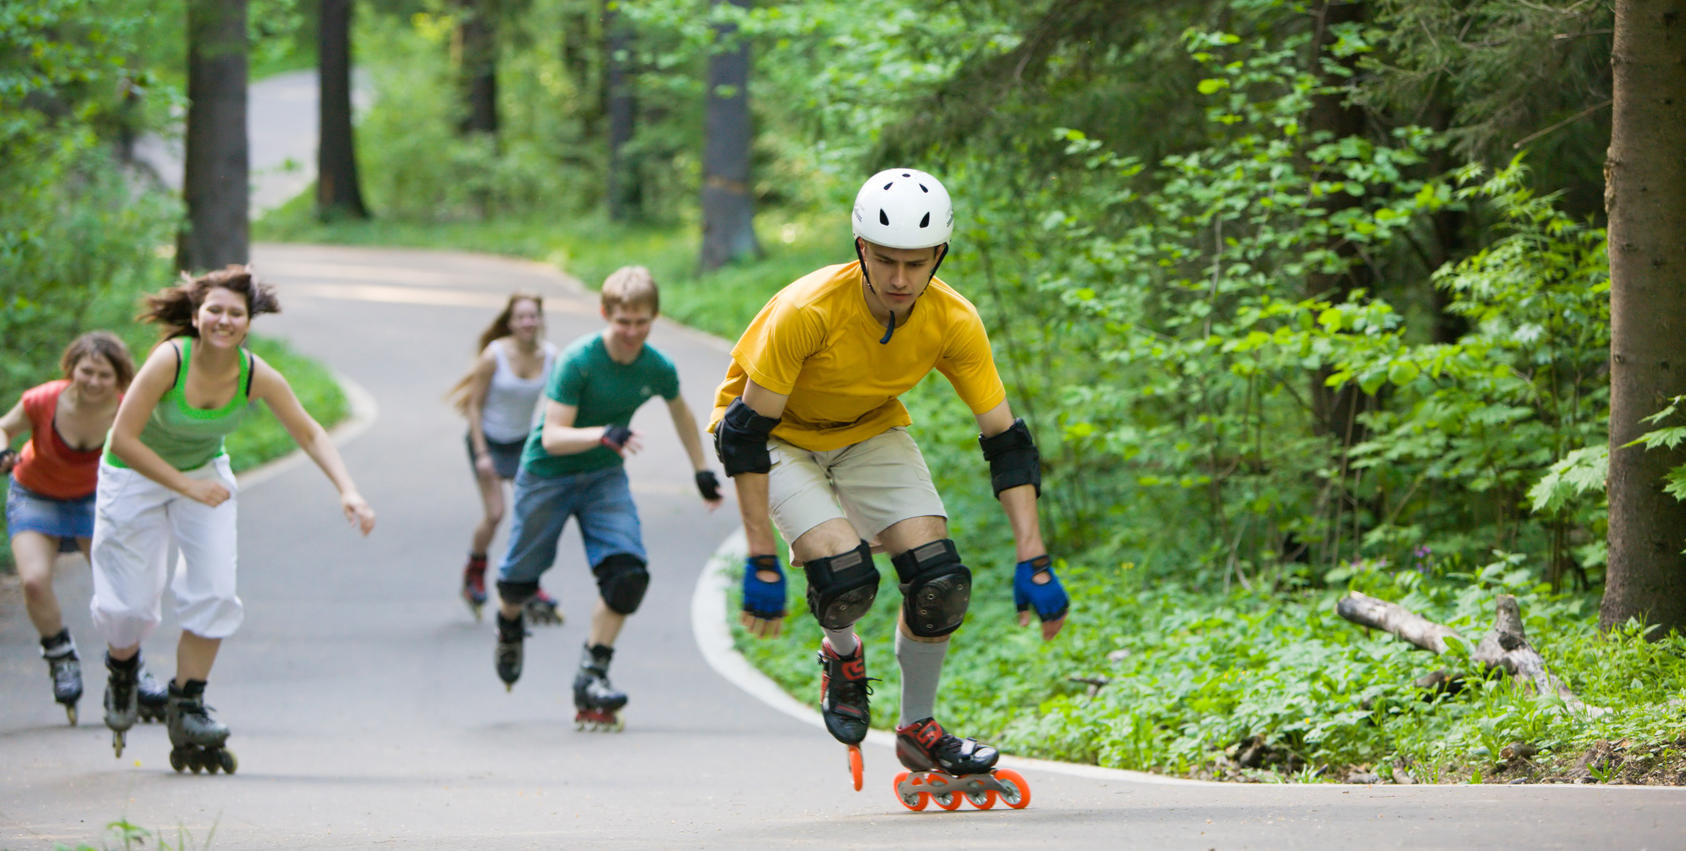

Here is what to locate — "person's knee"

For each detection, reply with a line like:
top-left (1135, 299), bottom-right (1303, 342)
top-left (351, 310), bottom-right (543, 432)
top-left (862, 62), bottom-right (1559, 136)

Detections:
top-left (891, 539), bottom-right (971, 638)
top-left (802, 540), bottom-right (880, 629)
top-left (19, 570), bottom-right (52, 602)
top-left (593, 554), bottom-right (649, 615)
top-left (497, 579), bottom-right (540, 605)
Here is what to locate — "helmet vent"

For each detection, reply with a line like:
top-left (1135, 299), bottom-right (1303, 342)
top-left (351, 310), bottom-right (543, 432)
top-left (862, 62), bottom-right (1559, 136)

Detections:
top-left (879, 209), bottom-right (890, 226)
top-left (919, 212), bottom-right (930, 228)
top-left (918, 183), bottom-right (929, 193)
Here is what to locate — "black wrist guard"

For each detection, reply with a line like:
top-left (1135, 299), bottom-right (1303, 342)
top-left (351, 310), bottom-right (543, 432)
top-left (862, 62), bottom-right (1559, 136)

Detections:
top-left (695, 470), bottom-right (721, 500)
top-left (601, 424), bottom-right (633, 450)
top-left (978, 418), bottom-right (1041, 497)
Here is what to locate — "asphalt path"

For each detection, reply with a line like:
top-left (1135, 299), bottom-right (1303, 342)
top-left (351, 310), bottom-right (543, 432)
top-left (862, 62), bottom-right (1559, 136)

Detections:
top-left (5, 72), bottom-right (1686, 850)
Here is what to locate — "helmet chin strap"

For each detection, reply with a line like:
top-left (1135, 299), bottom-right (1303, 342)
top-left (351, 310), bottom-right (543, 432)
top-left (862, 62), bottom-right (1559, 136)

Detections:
top-left (856, 242), bottom-right (949, 345)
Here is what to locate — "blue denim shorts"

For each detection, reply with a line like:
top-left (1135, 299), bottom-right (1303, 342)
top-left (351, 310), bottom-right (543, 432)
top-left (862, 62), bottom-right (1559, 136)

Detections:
top-left (496, 465), bottom-right (644, 586)
top-left (466, 433), bottom-right (525, 480)
top-left (6, 476), bottom-right (94, 549)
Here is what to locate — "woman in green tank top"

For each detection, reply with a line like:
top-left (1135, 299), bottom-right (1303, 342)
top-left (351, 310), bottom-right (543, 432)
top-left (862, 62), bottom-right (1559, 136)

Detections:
top-left (89, 265), bottom-right (376, 766)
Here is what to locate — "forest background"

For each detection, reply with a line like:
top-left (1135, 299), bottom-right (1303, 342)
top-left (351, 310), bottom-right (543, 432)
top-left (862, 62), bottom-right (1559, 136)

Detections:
top-left (4, 0), bottom-right (1684, 784)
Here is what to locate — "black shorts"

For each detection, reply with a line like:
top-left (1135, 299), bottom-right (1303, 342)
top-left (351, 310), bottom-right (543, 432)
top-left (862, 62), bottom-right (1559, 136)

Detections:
top-left (467, 434), bottom-right (526, 480)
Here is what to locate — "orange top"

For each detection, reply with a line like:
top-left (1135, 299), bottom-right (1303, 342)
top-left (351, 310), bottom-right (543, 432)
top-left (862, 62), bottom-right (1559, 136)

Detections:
top-left (12, 380), bottom-right (106, 499)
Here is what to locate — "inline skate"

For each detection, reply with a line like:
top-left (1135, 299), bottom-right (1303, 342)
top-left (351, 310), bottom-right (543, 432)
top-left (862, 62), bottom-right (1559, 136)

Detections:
top-left (817, 635), bottom-right (872, 790)
top-left (891, 717), bottom-right (1029, 811)
top-left (572, 644), bottom-right (627, 732)
top-left (166, 679), bottom-right (236, 775)
top-left (41, 631), bottom-right (81, 725)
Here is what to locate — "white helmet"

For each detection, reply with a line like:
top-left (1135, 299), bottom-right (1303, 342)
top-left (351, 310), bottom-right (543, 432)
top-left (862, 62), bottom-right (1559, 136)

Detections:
top-left (851, 168), bottom-right (953, 250)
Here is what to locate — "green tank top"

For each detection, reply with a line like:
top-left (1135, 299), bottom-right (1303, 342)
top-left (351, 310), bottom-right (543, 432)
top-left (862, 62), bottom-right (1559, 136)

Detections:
top-left (105, 338), bottom-right (256, 471)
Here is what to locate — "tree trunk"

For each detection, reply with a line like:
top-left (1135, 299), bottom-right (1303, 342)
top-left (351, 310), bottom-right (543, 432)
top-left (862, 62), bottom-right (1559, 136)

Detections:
top-left (561, 0), bottom-right (603, 142)
top-left (1602, 0), bottom-right (1686, 633)
top-left (1304, 0), bottom-right (1376, 562)
top-left (699, 0), bottom-right (761, 272)
top-left (177, 0), bottom-right (250, 272)
top-left (454, 0), bottom-right (498, 137)
top-left (316, 0), bottom-right (368, 220)
top-left (604, 1), bottom-right (641, 221)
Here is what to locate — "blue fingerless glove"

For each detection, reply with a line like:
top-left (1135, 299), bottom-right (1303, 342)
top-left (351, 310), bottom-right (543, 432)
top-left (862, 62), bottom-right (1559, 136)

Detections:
top-left (741, 554), bottom-right (786, 619)
top-left (1014, 555), bottom-right (1069, 622)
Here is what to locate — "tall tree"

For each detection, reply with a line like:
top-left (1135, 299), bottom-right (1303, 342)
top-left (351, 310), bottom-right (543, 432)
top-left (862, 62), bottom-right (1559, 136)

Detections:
top-left (699, 0), bottom-right (760, 271)
top-left (177, 0), bottom-right (250, 271)
top-left (317, 0), bottom-right (368, 220)
top-left (604, 1), bottom-right (641, 221)
top-left (1601, 0), bottom-right (1686, 633)
top-left (454, 0), bottom-right (498, 137)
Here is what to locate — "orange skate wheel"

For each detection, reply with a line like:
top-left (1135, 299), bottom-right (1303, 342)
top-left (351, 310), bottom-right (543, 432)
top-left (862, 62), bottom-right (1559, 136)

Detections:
top-left (965, 787), bottom-right (998, 809)
top-left (932, 788), bottom-right (963, 811)
top-left (848, 745), bottom-right (863, 792)
top-left (993, 769), bottom-right (1031, 809)
top-left (893, 771), bottom-right (929, 811)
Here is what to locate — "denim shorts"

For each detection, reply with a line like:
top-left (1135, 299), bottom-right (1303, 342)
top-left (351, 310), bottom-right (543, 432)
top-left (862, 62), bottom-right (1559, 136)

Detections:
top-left (496, 465), bottom-right (644, 586)
top-left (6, 476), bottom-right (94, 549)
top-left (467, 433), bottom-right (526, 480)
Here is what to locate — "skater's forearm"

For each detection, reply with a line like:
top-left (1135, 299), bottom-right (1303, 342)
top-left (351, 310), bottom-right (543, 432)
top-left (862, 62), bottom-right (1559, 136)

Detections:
top-left (733, 472), bottom-right (778, 555)
top-left (666, 396), bottom-right (711, 472)
top-left (999, 485), bottom-right (1045, 562)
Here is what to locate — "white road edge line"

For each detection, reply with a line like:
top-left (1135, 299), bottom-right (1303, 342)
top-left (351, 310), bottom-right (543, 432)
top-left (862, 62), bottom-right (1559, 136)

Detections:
top-left (689, 527), bottom-right (1215, 785)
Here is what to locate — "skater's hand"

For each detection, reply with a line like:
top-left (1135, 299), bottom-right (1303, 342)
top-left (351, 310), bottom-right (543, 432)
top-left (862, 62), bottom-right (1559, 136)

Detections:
top-left (183, 478), bottom-right (231, 508)
top-left (473, 451), bottom-right (497, 479)
top-left (1013, 555), bottom-right (1068, 641)
top-left (600, 425), bottom-right (643, 458)
top-left (695, 470), bottom-right (723, 510)
top-left (341, 490), bottom-right (376, 535)
top-left (740, 554), bottom-right (786, 638)
top-left (0, 448), bottom-right (16, 474)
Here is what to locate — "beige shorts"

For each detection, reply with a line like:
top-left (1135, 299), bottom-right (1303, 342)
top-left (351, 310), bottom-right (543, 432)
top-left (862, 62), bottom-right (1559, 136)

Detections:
top-left (768, 427), bottom-right (947, 551)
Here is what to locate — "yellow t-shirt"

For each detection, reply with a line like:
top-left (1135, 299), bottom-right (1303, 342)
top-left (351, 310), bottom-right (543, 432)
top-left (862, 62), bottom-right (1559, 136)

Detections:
top-left (710, 262), bottom-right (1006, 452)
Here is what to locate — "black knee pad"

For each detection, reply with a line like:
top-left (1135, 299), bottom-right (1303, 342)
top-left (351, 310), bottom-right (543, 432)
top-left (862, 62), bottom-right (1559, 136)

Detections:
top-left (498, 579), bottom-right (540, 606)
top-left (803, 540), bottom-right (880, 629)
top-left (593, 553), bottom-right (650, 615)
top-left (891, 539), bottom-right (972, 638)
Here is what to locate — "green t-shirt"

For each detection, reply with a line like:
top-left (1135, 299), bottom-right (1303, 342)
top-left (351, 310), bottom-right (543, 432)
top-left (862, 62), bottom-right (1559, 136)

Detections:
top-left (520, 332), bottom-right (680, 478)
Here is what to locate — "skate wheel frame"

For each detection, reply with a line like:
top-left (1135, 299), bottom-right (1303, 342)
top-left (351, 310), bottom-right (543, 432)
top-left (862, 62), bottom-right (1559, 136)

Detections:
top-left (892, 768), bottom-right (1031, 812)
top-left (574, 709), bottom-right (625, 732)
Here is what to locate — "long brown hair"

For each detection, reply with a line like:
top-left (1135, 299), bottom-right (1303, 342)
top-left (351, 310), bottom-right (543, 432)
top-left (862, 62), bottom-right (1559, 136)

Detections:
top-left (139, 264), bottom-right (281, 340)
top-left (60, 330), bottom-right (137, 391)
top-left (446, 292), bottom-right (546, 416)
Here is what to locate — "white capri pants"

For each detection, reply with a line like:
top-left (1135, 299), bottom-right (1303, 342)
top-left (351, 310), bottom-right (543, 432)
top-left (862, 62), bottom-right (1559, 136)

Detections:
top-left (90, 456), bottom-right (243, 647)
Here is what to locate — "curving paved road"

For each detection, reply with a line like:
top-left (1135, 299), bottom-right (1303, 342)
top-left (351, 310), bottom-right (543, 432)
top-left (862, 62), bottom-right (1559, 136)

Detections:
top-left (4, 72), bottom-right (1686, 850)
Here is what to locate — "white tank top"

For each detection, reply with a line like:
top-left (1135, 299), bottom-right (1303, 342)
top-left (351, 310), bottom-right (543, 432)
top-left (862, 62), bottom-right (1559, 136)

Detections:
top-left (480, 340), bottom-right (556, 443)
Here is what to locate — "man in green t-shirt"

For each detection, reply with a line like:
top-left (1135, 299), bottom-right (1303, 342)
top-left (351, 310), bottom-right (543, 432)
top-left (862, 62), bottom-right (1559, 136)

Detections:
top-left (491, 266), bottom-right (722, 730)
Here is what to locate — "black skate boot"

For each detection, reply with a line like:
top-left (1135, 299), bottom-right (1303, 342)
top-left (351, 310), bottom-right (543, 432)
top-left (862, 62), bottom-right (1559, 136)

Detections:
top-left (136, 662), bottom-right (168, 723)
top-left (40, 630), bottom-right (82, 725)
top-left (166, 679), bottom-right (236, 775)
top-left (461, 555), bottom-right (488, 620)
top-left (523, 588), bottom-right (563, 626)
top-left (495, 611), bottom-right (526, 691)
top-left (891, 717), bottom-right (1030, 812)
top-left (572, 644), bottom-right (627, 732)
top-left (817, 636), bottom-right (872, 745)
top-left (103, 652), bottom-right (139, 756)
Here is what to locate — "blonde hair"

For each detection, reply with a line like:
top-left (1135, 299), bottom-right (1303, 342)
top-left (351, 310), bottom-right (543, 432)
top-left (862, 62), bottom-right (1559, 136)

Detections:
top-left (600, 266), bottom-right (659, 316)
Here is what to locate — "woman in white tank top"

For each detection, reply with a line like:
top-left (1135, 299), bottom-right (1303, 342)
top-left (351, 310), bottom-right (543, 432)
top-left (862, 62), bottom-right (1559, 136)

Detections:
top-left (447, 294), bottom-right (558, 623)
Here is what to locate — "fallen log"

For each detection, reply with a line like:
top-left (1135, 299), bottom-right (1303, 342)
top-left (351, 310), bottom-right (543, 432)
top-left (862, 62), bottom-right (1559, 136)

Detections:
top-left (1337, 591), bottom-right (1606, 717)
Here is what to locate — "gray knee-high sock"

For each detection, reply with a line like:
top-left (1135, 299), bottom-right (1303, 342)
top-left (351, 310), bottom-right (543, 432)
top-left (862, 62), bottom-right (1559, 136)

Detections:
top-left (822, 626), bottom-right (859, 656)
top-left (896, 631), bottom-right (949, 727)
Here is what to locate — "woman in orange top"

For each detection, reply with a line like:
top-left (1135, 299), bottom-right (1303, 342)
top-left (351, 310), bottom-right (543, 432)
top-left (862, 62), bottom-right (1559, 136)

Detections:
top-left (1, 331), bottom-right (156, 724)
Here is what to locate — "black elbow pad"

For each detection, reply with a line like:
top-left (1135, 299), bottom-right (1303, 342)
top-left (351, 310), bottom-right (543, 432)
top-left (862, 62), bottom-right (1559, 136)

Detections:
top-left (978, 417), bottom-right (1041, 497)
top-left (714, 396), bottom-right (780, 477)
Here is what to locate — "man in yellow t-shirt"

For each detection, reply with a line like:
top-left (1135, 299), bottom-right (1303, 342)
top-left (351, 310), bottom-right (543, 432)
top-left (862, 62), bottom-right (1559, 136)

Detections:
top-left (709, 168), bottom-right (1070, 784)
